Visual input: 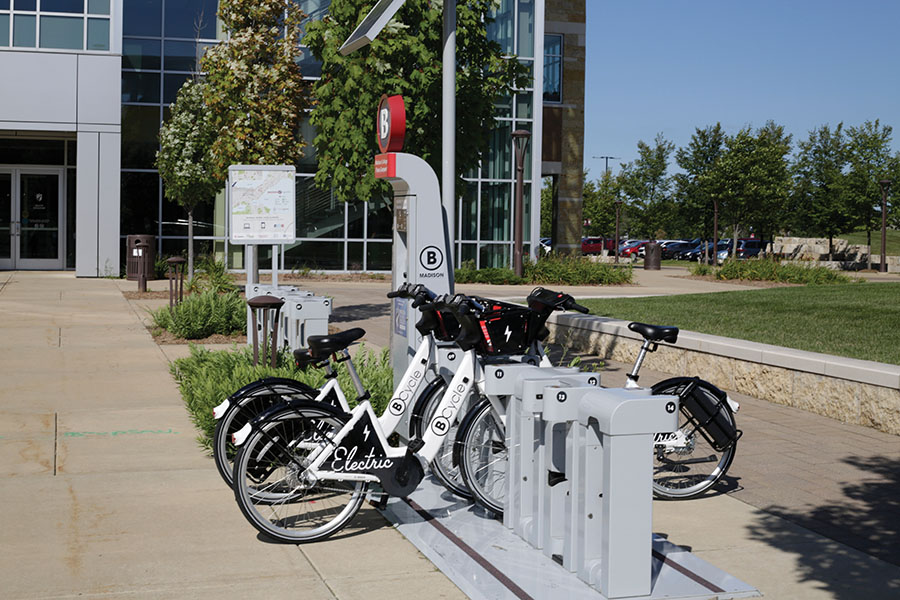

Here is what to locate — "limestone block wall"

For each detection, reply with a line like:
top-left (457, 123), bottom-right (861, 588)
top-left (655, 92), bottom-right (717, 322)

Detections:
top-left (548, 313), bottom-right (900, 435)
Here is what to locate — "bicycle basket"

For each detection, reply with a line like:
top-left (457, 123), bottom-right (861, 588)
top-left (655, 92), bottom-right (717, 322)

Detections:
top-left (473, 302), bottom-right (535, 356)
top-left (681, 382), bottom-right (742, 452)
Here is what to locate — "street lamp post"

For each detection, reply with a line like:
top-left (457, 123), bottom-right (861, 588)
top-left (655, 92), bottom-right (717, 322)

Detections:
top-left (512, 129), bottom-right (531, 277)
top-left (614, 198), bottom-right (622, 264)
top-left (880, 179), bottom-right (892, 273)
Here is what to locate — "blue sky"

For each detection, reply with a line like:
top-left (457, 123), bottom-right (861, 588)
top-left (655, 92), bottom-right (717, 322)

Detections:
top-left (582, 0), bottom-right (900, 179)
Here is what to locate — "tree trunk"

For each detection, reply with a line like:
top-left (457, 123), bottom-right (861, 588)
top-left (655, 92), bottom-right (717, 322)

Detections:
top-left (187, 208), bottom-right (194, 281)
top-left (828, 233), bottom-right (833, 262)
top-left (732, 224), bottom-right (739, 262)
top-left (867, 228), bottom-right (872, 270)
top-left (712, 199), bottom-right (719, 266)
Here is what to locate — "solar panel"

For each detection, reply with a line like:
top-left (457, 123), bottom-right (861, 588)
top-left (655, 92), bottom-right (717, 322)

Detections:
top-left (339, 0), bottom-right (408, 55)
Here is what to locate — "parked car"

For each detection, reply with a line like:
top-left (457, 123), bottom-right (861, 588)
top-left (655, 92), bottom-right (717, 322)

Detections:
top-left (683, 239), bottom-right (732, 262)
top-left (662, 241), bottom-right (694, 259)
top-left (581, 236), bottom-right (615, 255)
top-left (621, 241), bottom-right (649, 257)
top-left (535, 237), bottom-right (552, 258)
top-left (717, 238), bottom-right (768, 261)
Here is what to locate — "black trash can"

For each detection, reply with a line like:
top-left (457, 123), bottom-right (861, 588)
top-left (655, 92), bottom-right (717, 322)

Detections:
top-left (643, 241), bottom-right (661, 270)
top-left (126, 235), bottom-right (156, 281)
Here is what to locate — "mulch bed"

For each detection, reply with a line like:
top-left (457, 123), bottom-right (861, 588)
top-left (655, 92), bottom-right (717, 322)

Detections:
top-left (681, 275), bottom-right (800, 288)
top-left (148, 327), bottom-right (247, 345)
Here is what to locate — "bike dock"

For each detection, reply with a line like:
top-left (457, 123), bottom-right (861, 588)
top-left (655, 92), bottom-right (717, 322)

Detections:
top-left (382, 365), bottom-right (761, 600)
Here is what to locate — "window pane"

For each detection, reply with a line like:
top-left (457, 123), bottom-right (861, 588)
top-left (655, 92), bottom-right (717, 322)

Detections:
top-left (121, 105), bottom-right (160, 168)
top-left (486, 0), bottom-right (513, 54)
top-left (163, 73), bottom-right (190, 104)
top-left (164, 40), bottom-right (202, 72)
top-left (66, 140), bottom-right (76, 164)
top-left (480, 182), bottom-right (511, 241)
top-left (87, 17), bottom-right (109, 50)
top-left (485, 122), bottom-right (512, 180)
top-left (120, 172), bottom-right (159, 236)
top-left (123, 38), bottom-right (161, 70)
top-left (297, 46), bottom-right (322, 78)
top-left (284, 241), bottom-right (344, 270)
top-left (0, 1), bottom-right (9, 10)
top-left (479, 243), bottom-right (510, 269)
top-left (543, 56), bottom-right (561, 102)
top-left (347, 241), bottom-right (362, 270)
top-left (346, 201), bottom-right (364, 238)
top-left (494, 95), bottom-right (512, 118)
top-left (88, 0), bottom-right (109, 15)
top-left (123, 0), bottom-right (161, 37)
top-left (545, 34), bottom-right (562, 56)
top-left (517, 0), bottom-right (534, 58)
top-left (41, 0), bottom-right (83, 13)
top-left (14, 0), bottom-right (35, 10)
top-left (459, 181), bottom-right (478, 240)
top-left (0, 15), bottom-right (8, 47)
top-left (122, 71), bottom-right (160, 103)
top-left (13, 14), bottom-right (35, 47)
top-left (164, 0), bottom-right (217, 40)
top-left (366, 197), bottom-right (392, 239)
top-left (39, 15), bottom-right (82, 49)
top-left (515, 93), bottom-right (532, 119)
top-left (296, 177), bottom-right (342, 239)
top-left (66, 168), bottom-right (76, 268)
top-left (366, 242), bottom-right (390, 270)
top-left (0, 138), bottom-right (64, 164)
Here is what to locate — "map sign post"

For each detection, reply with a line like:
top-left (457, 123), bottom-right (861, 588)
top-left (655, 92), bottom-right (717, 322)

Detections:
top-left (228, 165), bottom-right (296, 286)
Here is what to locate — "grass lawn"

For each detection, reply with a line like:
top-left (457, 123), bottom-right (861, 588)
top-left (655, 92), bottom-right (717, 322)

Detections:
top-left (579, 282), bottom-right (900, 365)
top-left (840, 229), bottom-right (900, 256)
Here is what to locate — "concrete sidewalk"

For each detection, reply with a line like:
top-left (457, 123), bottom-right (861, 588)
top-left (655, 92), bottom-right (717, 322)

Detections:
top-left (3, 270), bottom-right (900, 599)
top-left (0, 271), bottom-right (465, 600)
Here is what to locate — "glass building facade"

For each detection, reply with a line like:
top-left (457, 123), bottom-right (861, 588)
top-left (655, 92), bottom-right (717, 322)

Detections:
top-left (119, 0), bottom-right (542, 272)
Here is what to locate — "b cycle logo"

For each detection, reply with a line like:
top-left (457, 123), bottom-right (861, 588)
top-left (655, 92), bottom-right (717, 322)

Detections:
top-left (431, 380), bottom-right (468, 436)
top-left (388, 367), bottom-right (424, 416)
top-left (419, 246), bottom-right (444, 278)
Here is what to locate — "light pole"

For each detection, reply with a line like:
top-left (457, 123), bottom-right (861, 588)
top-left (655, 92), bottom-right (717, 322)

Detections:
top-left (614, 197), bottom-right (622, 264)
top-left (512, 129), bottom-right (531, 277)
top-left (592, 155), bottom-right (620, 174)
top-left (880, 179), bottom-right (892, 273)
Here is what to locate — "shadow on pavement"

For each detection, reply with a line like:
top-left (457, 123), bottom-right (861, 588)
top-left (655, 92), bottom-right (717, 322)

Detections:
top-left (747, 455), bottom-right (900, 598)
top-left (331, 303), bottom-right (391, 323)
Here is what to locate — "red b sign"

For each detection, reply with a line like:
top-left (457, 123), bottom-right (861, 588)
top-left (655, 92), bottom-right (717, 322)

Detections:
top-left (377, 95), bottom-right (406, 153)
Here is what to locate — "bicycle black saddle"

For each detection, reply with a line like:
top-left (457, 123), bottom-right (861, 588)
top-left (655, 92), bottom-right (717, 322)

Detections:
top-left (628, 322), bottom-right (679, 344)
top-left (307, 327), bottom-right (366, 357)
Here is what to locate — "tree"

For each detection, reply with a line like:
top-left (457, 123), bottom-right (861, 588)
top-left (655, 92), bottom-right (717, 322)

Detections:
top-left (156, 80), bottom-right (221, 279)
top-left (618, 133), bottom-right (674, 237)
top-left (674, 124), bottom-right (726, 247)
top-left (304, 0), bottom-right (528, 202)
top-left (201, 0), bottom-right (309, 178)
top-left (710, 122), bottom-right (791, 258)
top-left (844, 120), bottom-right (900, 268)
top-left (540, 177), bottom-right (554, 238)
top-left (790, 123), bottom-right (850, 258)
top-left (582, 169), bottom-right (618, 237)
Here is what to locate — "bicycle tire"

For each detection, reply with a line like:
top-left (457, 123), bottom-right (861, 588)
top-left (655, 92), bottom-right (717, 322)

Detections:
top-left (213, 379), bottom-right (317, 489)
top-left (456, 398), bottom-right (506, 515)
top-left (232, 402), bottom-right (367, 543)
top-left (651, 378), bottom-right (737, 499)
top-left (411, 379), bottom-right (474, 500)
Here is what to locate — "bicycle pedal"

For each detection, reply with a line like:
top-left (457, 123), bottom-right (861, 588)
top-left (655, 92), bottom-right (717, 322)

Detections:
top-left (366, 488), bottom-right (389, 510)
top-left (407, 438), bottom-right (425, 453)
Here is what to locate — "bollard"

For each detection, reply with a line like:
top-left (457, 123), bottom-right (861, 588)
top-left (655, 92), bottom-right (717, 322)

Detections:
top-left (135, 241), bottom-right (148, 293)
top-left (247, 295), bottom-right (285, 367)
top-left (166, 256), bottom-right (186, 308)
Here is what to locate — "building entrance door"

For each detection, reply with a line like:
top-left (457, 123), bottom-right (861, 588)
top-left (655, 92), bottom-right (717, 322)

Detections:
top-left (0, 169), bottom-right (65, 270)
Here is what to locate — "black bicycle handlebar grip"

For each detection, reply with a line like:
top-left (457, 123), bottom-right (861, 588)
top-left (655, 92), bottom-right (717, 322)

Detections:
top-left (387, 282), bottom-right (411, 299)
top-left (562, 296), bottom-right (590, 314)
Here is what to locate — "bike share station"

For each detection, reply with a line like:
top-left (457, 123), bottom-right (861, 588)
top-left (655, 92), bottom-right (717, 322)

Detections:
top-left (226, 165), bottom-right (332, 351)
top-left (366, 95), bottom-right (757, 599)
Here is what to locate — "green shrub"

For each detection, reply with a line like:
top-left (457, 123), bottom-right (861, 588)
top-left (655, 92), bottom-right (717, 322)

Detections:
top-left (689, 262), bottom-right (714, 276)
top-left (151, 289), bottom-right (246, 339)
top-left (454, 255), bottom-right (632, 286)
top-left (170, 343), bottom-right (393, 450)
top-left (716, 259), bottom-right (854, 284)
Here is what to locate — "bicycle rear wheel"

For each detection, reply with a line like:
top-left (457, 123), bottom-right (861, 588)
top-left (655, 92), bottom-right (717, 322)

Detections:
top-left (412, 379), bottom-right (475, 500)
top-left (232, 403), bottom-right (367, 543)
top-left (213, 379), bottom-right (317, 489)
top-left (457, 398), bottom-right (506, 515)
top-left (651, 379), bottom-right (737, 499)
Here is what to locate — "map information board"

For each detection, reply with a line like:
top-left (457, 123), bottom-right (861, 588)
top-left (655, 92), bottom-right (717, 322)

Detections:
top-left (228, 165), bottom-right (296, 244)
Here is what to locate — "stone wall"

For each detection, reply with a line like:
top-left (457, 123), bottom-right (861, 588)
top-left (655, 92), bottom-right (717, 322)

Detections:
top-left (548, 313), bottom-right (900, 435)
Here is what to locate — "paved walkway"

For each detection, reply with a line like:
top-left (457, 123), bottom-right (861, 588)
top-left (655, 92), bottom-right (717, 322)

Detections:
top-left (3, 269), bottom-right (900, 599)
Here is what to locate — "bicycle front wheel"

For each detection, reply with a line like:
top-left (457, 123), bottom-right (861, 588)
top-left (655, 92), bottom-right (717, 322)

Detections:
top-left (232, 403), bottom-right (367, 543)
top-left (412, 379), bottom-right (475, 500)
top-left (213, 379), bottom-right (317, 489)
top-left (651, 379), bottom-right (737, 499)
top-left (457, 398), bottom-right (506, 515)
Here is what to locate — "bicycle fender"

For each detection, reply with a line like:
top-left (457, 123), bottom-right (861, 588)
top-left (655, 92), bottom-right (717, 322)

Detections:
top-left (409, 378), bottom-right (448, 439)
top-left (651, 377), bottom-right (729, 407)
top-left (451, 397), bottom-right (492, 469)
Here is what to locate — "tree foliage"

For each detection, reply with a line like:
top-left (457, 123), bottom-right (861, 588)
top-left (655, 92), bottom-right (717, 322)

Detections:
top-left (674, 123), bottom-right (726, 240)
top-left (156, 79), bottom-right (221, 278)
top-left (618, 133), bottom-right (675, 237)
top-left (201, 0), bottom-right (309, 178)
top-left (582, 169), bottom-right (618, 237)
top-left (304, 0), bottom-right (529, 202)
top-left (844, 120), bottom-right (900, 250)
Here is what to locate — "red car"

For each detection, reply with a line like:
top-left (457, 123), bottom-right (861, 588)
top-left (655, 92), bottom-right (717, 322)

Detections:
top-left (620, 241), bottom-right (648, 257)
top-left (581, 237), bottom-right (616, 255)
